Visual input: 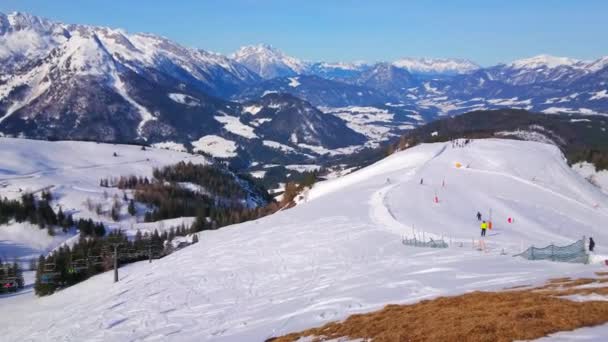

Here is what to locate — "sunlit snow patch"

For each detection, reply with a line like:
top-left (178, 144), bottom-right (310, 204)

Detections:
top-left (151, 141), bottom-right (187, 152)
top-left (243, 105), bottom-right (263, 115)
top-left (192, 135), bottom-right (238, 158)
top-left (288, 77), bottom-right (301, 87)
top-left (168, 93), bottom-right (201, 107)
top-left (263, 140), bottom-right (296, 153)
top-left (214, 115), bottom-right (258, 139)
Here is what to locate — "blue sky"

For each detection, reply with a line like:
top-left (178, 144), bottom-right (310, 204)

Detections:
top-left (0, 0), bottom-right (606, 66)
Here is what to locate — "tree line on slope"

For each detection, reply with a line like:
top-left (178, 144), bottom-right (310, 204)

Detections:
top-left (0, 192), bottom-right (106, 237)
top-left (100, 161), bottom-right (283, 228)
top-left (31, 160), bottom-right (311, 297)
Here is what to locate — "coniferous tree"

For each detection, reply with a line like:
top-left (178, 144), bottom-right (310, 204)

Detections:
top-left (57, 207), bottom-right (65, 226)
top-left (94, 222), bottom-right (106, 237)
top-left (128, 199), bottom-right (136, 216)
top-left (34, 255), bottom-right (56, 296)
top-left (111, 206), bottom-right (119, 222)
top-left (12, 261), bottom-right (24, 289)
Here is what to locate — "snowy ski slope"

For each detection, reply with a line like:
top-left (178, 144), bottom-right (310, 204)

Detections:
top-left (1, 138), bottom-right (608, 341)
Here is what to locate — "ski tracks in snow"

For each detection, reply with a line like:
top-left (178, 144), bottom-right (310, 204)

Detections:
top-left (368, 143), bottom-right (449, 238)
top-left (460, 166), bottom-right (608, 218)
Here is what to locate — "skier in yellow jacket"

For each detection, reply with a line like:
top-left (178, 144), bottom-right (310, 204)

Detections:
top-left (480, 221), bottom-right (488, 237)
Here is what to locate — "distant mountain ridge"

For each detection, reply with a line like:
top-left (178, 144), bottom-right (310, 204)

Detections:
top-left (1, 11), bottom-right (607, 173)
top-left (230, 44), bottom-right (608, 116)
top-left (231, 44), bottom-right (482, 79)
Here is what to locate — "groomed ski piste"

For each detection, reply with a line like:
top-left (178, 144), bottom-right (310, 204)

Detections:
top-left (2, 138), bottom-right (608, 341)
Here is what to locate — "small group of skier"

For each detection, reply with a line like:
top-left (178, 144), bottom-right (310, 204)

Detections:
top-left (476, 212), bottom-right (487, 237)
top-left (451, 139), bottom-right (471, 149)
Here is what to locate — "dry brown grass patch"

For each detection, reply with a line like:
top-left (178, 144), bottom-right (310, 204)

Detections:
top-left (596, 271), bottom-right (608, 277)
top-left (270, 278), bottom-right (608, 342)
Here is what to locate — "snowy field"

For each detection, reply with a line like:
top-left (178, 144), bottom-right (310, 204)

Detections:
top-left (1, 139), bottom-right (608, 341)
top-left (0, 138), bottom-right (208, 260)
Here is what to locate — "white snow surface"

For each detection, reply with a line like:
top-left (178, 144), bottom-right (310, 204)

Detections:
top-left (321, 106), bottom-right (396, 143)
top-left (191, 135), bottom-right (238, 158)
top-left (393, 57), bottom-right (479, 74)
top-left (509, 54), bottom-right (586, 69)
top-left (285, 164), bottom-right (322, 173)
top-left (168, 93), bottom-right (201, 107)
top-left (590, 90), bottom-right (608, 101)
top-left (151, 141), bottom-right (187, 152)
top-left (214, 115), bottom-right (258, 139)
top-left (288, 77), bottom-right (301, 87)
top-left (572, 162), bottom-right (608, 195)
top-left (535, 324), bottom-right (608, 342)
top-left (0, 222), bottom-right (76, 261)
top-left (1, 139), bottom-right (608, 341)
top-left (242, 104), bottom-right (263, 115)
top-left (263, 140), bottom-right (297, 153)
top-left (249, 170), bottom-right (266, 179)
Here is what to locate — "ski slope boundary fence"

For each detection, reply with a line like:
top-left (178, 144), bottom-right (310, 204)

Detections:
top-left (514, 237), bottom-right (589, 264)
top-left (402, 236), bottom-right (448, 249)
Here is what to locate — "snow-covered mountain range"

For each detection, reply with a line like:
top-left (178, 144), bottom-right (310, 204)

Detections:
top-left (1, 11), bottom-right (607, 168)
top-left (231, 44), bottom-right (481, 79)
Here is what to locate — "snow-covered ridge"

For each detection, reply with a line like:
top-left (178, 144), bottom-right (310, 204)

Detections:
top-left (508, 54), bottom-right (587, 69)
top-left (0, 11), bottom-right (258, 87)
top-left (231, 44), bottom-right (309, 79)
top-left (314, 61), bottom-right (368, 70)
top-left (393, 57), bottom-right (480, 74)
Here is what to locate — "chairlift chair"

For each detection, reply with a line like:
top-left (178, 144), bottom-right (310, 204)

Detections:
top-left (1, 277), bottom-right (18, 292)
top-left (40, 273), bottom-right (57, 284)
top-left (40, 262), bottom-right (60, 283)
top-left (43, 262), bottom-right (57, 272)
top-left (87, 255), bottom-right (103, 266)
top-left (71, 259), bottom-right (88, 272)
top-left (127, 248), bottom-right (139, 258)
